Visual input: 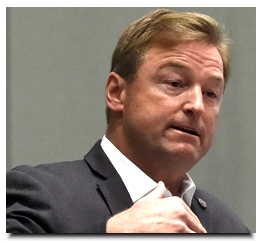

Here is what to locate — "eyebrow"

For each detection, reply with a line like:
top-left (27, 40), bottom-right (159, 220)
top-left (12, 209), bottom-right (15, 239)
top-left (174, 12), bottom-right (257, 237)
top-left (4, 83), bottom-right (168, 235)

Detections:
top-left (157, 61), bottom-right (188, 71)
top-left (157, 61), bottom-right (224, 84)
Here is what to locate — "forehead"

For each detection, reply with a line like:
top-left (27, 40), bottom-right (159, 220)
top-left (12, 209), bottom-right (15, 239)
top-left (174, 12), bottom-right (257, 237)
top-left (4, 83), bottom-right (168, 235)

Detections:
top-left (148, 41), bottom-right (222, 63)
top-left (144, 41), bottom-right (223, 75)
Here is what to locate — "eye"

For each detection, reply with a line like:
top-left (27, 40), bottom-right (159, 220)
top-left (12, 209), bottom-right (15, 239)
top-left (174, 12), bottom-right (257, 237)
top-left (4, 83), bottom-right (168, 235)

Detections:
top-left (204, 91), bottom-right (217, 99)
top-left (168, 81), bottom-right (183, 88)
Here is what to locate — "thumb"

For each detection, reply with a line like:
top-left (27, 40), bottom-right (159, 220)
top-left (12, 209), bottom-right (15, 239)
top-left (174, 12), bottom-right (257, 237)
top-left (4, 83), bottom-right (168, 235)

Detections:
top-left (137, 181), bottom-right (167, 202)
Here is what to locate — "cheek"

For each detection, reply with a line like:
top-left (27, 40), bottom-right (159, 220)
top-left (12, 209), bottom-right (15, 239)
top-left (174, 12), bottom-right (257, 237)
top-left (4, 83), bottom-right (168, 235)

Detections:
top-left (210, 110), bottom-right (219, 130)
top-left (203, 113), bottom-right (219, 144)
top-left (125, 90), bottom-right (165, 116)
top-left (124, 100), bottom-right (168, 134)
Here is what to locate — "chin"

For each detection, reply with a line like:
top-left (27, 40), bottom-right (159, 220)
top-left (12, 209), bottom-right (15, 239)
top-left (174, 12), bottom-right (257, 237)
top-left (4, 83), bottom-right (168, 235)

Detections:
top-left (159, 147), bottom-right (199, 163)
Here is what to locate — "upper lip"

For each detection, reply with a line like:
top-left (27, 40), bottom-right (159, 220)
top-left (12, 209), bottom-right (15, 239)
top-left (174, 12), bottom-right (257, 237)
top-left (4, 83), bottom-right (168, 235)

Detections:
top-left (170, 125), bottom-right (200, 137)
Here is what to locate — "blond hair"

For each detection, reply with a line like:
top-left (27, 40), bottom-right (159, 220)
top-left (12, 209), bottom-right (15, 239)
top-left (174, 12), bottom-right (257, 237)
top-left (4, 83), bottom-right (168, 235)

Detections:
top-left (107, 8), bottom-right (231, 121)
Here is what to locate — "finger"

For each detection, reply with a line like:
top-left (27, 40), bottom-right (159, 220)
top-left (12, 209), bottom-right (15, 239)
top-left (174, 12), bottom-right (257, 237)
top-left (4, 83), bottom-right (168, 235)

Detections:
top-left (190, 222), bottom-right (207, 233)
top-left (168, 196), bottom-right (207, 233)
top-left (186, 215), bottom-right (207, 233)
top-left (174, 214), bottom-right (207, 233)
top-left (176, 197), bottom-right (202, 223)
top-left (137, 181), bottom-right (166, 202)
top-left (191, 225), bottom-right (207, 233)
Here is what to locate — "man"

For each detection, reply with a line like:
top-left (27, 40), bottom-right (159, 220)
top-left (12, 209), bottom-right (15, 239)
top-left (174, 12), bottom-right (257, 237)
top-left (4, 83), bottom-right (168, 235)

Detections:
top-left (6, 8), bottom-right (250, 233)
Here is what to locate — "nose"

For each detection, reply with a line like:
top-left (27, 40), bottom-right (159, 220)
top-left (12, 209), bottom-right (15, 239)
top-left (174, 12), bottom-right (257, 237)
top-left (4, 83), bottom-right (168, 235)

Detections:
top-left (182, 86), bottom-right (205, 117)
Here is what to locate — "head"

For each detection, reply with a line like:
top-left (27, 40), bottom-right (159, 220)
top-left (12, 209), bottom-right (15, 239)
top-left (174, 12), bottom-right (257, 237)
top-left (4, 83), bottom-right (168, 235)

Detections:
top-left (106, 8), bottom-right (230, 122)
top-left (105, 8), bottom-right (230, 178)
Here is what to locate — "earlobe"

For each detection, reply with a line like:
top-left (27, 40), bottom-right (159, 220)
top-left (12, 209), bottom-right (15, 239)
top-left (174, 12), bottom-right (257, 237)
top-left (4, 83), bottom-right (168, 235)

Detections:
top-left (105, 72), bottom-right (126, 112)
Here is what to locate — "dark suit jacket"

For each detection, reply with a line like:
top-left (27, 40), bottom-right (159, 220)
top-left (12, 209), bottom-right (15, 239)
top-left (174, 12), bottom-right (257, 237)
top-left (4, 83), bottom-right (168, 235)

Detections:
top-left (6, 140), bottom-right (250, 233)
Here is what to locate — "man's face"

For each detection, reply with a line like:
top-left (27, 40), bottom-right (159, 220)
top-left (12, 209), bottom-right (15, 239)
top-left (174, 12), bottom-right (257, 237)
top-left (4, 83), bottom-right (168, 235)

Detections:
top-left (121, 41), bottom-right (224, 170)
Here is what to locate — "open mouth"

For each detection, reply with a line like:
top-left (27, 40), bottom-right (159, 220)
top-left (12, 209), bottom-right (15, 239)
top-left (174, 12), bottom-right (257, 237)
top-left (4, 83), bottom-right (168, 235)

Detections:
top-left (171, 126), bottom-right (199, 137)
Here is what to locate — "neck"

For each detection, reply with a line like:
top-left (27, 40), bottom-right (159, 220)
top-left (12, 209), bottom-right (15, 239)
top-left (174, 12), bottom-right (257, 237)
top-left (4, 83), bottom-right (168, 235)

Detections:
top-left (105, 126), bottom-right (187, 196)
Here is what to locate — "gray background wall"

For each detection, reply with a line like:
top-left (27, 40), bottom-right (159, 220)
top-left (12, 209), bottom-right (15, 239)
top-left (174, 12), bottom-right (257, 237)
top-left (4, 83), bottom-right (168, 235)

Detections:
top-left (6, 7), bottom-right (256, 232)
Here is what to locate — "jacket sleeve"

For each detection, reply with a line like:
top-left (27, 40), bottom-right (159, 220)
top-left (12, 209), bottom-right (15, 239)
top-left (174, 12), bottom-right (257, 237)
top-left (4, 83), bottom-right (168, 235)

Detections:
top-left (6, 167), bottom-right (63, 233)
top-left (6, 161), bottom-right (113, 233)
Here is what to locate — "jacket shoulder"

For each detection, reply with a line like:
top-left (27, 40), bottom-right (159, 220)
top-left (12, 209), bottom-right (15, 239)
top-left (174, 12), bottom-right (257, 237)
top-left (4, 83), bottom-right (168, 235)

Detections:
top-left (6, 159), bottom-right (108, 233)
top-left (192, 188), bottom-right (251, 233)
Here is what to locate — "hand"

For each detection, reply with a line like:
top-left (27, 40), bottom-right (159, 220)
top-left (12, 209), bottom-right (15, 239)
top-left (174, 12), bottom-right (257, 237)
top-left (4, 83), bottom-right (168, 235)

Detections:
top-left (106, 181), bottom-right (207, 233)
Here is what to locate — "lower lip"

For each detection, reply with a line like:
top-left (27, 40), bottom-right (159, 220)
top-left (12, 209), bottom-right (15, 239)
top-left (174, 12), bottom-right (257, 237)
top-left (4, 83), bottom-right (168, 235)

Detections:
top-left (169, 128), bottom-right (199, 139)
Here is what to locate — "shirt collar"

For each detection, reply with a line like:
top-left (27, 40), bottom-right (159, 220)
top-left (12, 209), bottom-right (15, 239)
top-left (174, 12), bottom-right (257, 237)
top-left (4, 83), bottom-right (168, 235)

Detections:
top-left (100, 135), bottom-right (196, 206)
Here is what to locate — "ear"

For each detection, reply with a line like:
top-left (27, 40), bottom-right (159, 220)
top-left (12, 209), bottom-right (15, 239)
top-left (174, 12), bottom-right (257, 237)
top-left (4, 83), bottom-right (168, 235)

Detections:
top-left (105, 72), bottom-right (126, 113)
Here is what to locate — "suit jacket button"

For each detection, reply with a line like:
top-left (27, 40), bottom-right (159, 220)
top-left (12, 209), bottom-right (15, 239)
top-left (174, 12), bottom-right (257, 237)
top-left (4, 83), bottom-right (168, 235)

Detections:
top-left (198, 198), bottom-right (207, 209)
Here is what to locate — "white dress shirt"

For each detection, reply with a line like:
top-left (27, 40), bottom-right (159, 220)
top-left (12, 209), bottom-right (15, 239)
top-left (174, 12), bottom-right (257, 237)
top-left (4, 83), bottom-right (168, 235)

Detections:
top-left (100, 135), bottom-right (196, 207)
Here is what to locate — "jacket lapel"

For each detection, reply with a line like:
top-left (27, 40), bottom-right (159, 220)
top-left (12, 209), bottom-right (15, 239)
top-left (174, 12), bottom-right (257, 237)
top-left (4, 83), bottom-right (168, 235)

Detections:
top-left (191, 189), bottom-right (212, 233)
top-left (97, 173), bottom-right (133, 215)
top-left (84, 140), bottom-right (133, 215)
